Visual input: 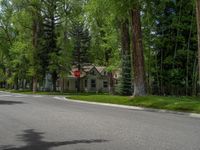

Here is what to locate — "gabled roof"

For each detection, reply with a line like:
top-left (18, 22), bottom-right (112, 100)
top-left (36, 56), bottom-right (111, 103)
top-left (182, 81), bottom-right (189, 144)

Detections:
top-left (69, 65), bottom-right (106, 78)
top-left (96, 67), bottom-right (106, 74)
top-left (82, 65), bottom-right (94, 72)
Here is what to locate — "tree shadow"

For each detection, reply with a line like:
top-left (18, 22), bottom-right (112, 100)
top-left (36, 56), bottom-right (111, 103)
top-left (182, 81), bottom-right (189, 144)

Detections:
top-left (0, 100), bottom-right (24, 105)
top-left (0, 129), bottom-right (108, 150)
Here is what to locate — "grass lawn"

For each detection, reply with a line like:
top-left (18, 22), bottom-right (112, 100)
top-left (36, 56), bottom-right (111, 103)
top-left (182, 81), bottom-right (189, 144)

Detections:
top-left (0, 89), bottom-right (65, 95)
top-left (68, 95), bottom-right (200, 113)
top-left (0, 88), bottom-right (107, 96)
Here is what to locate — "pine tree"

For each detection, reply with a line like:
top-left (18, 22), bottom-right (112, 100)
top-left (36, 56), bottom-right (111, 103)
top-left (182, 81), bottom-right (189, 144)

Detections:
top-left (71, 23), bottom-right (91, 92)
top-left (41, 0), bottom-right (62, 92)
top-left (119, 54), bottom-right (132, 95)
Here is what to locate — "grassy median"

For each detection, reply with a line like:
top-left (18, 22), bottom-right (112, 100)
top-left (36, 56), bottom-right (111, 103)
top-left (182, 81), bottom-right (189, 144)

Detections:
top-left (68, 95), bottom-right (200, 113)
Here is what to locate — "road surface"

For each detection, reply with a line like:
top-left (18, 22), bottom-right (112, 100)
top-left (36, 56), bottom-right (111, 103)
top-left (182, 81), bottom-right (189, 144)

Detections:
top-left (0, 91), bottom-right (200, 150)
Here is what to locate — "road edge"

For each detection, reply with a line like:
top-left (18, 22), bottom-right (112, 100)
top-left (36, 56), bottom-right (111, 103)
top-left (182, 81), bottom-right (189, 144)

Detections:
top-left (64, 97), bottom-right (200, 119)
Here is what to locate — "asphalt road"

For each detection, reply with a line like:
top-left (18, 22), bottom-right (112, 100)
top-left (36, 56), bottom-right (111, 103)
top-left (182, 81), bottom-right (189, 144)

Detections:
top-left (0, 91), bottom-right (200, 150)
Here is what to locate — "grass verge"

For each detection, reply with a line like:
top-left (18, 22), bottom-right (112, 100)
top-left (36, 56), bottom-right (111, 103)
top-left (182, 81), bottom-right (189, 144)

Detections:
top-left (0, 88), bottom-right (107, 96)
top-left (68, 95), bottom-right (200, 113)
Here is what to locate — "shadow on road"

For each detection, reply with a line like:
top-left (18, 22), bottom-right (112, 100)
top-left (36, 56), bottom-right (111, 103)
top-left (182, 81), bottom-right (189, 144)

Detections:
top-left (0, 100), bottom-right (24, 105)
top-left (0, 129), bottom-right (108, 150)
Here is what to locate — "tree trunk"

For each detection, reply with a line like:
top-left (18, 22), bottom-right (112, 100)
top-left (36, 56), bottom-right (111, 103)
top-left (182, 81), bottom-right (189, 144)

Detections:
top-left (120, 19), bottom-right (132, 95)
top-left (77, 64), bottom-right (81, 92)
top-left (196, 0), bottom-right (200, 95)
top-left (15, 77), bottom-right (19, 90)
top-left (108, 72), bottom-right (114, 94)
top-left (192, 56), bottom-right (198, 96)
top-left (61, 78), bottom-right (65, 93)
top-left (121, 19), bottom-right (130, 56)
top-left (52, 71), bottom-right (57, 92)
top-left (32, 77), bottom-right (37, 93)
top-left (32, 17), bottom-right (39, 92)
top-left (130, 7), bottom-right (147, 96)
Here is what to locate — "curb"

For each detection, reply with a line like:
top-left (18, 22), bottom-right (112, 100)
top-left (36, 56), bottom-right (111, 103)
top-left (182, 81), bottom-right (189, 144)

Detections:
top-left (64, 97), bottom-right (200, 119)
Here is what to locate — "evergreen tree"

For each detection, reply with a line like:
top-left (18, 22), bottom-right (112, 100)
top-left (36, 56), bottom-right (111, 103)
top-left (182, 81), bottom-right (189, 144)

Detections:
top-left (41, 0), bottom-right (61, 91)
top-left (119, 54), bottom-right (132, 95)
top-left (71, 23), bottom-right (91, 66)
top-left (71, 23), bottom-right (91, 92)
top-left (151, 0), bottom-right (197, 95)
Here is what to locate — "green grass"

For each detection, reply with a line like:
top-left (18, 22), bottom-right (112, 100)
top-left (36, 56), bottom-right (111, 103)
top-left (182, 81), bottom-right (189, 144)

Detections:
top-left (0, 88), bottom-right (107, 96)
top-left (0, 89), bottom-right (62, 95)
top-left (68, 95), bottom-right (200, 113)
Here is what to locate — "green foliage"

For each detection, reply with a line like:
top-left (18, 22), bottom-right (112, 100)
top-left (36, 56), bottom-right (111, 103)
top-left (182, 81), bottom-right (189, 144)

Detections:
top-left (0, 0), bottom-right (199, 96)
top-left (85, 0), bottom-right (120, 67)
top-left (71, 23), bottom-right (91, 66)
top-left (116, 55), bottom-right (132, 96)
top-left (142, 0), bottom-right (198, 95)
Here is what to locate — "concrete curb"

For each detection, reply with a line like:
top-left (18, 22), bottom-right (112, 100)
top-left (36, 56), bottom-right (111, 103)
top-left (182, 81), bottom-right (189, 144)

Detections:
top-left (64, 97), bottom-right (200, 119)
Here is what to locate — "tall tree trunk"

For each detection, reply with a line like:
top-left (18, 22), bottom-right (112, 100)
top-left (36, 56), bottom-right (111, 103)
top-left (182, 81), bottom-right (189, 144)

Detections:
top-left (186, 15), bottom-right (193, 95)
top-left (130, 7), bottom-right (147, 96)
top-left (120, 19), bottom-right (132, 95)
top-left (15, 77), bottom-right (19, 90)
top-left (32, 77), bottom-right (37, 93)
top-left (52, 71), bottom-right (57, 92)
top-left (196, 0), bottom-right (200, 95)
top-left (121, 19), bottom-right (130, 56)
top-left (108, 72), bottom-right (114, 94)
top-left (192, 56), bottom-right (198, 95)
top-left (32, 20), bottom-right (37, 93)
top-left (61, 78), bottom-right (65, 93)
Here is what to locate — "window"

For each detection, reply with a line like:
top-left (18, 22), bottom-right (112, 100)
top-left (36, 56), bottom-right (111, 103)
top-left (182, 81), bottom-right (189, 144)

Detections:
top-left (91, 70), bottom-right (96, 75)
top-left (103, 81), bottom-right (108, 88)
top-left (91, 79), bottom-right (96, 88)
top-left (85, 79), bottom-right (87, 87)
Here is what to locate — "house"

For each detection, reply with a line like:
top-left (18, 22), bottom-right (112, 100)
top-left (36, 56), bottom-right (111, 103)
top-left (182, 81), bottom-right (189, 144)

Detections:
top-left (58, 65), bottom-right (119, 93)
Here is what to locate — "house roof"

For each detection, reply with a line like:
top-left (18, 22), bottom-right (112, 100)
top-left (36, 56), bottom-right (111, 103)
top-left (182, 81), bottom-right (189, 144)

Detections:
top-left (82, 65), bottom-right (94, 72)
top-left (96, 67), bottom-right (106, 73)
top-left (69, 65), bottom-right (107, 78)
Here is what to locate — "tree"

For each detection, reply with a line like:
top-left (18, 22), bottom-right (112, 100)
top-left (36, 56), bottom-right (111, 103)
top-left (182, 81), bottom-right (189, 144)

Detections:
top-left (86, 0), bottom-right (147, 96)
top-left (196, 0), bottom-right (200, 95)
top-left (85, 0), bottom-right (119, 66)
top-left (41, 0), bottom-right (61, 92)
top-left (71, 23), bottom-right (91, 92)
top-left (0, 0), bottom-right (199, 96)
top-left (131, 2), bottom-right (147, 96)
top-left (0, 0), bottom-right (15, 88)
top-left (30, 0), bottom-right (44, 92)
top-left (155, 0), bottom-right (197, 95)
top-left (119, 19), bottom-right (132, 95)
top-left (41, 0), bottom-right (75, 92)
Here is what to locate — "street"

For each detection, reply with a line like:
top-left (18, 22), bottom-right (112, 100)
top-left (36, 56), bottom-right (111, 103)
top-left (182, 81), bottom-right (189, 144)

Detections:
top-left (0, 91), bottom-right (200, 150)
